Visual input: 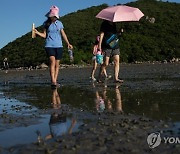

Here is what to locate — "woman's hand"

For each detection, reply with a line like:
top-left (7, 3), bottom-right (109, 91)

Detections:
top-left (33, 29), bottom-right (46, 38)
top-left (33, 29), bottom-right (38, 34)
top-left (68, 44), bottom-right (73, 49)
top-left (118, 28), bottom-right (124, 35)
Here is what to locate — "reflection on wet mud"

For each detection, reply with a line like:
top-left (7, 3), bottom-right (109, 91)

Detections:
top-left (44, 88), bottom-right (80, 142)
top-left (45, 112), bottom-right (77, 141)
top-left (0, 87), bottom-right (83, 148)
top-left (94, 84), bottom-right (123, 113)
top-left (51, 88), bottom-right (61, 109)
top-left (1, 85), bottom-right (180, 121)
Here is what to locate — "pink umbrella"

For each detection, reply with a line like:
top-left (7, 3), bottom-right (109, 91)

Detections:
top-left (96, 5), bottom-right (144, 22)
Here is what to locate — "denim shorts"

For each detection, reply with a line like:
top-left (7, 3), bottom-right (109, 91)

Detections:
top-left (45, 47), bottom-right (63, 60)
top-left (104, 48), bottom-right (120, 57)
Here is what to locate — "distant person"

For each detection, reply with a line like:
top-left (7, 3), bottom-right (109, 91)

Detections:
top-left (98, 20), bottom-right (123, 83)
top-left (3, 57), bottom-right (9, 73)
top-left (91, 36), bottom-right (111, 82)
top-left (34, 5), bottom-right (73, 88)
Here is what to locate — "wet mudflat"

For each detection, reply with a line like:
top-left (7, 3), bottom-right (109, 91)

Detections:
top-left (0, 63), bottom-right (180, 153)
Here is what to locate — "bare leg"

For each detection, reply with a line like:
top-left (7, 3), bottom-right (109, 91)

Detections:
top-left (107, 100), bottom-right (113, 112)
top-left (103, 66), bottom-right (108, 77)
top-left (98, 56), bottom-right (109, 81)
top-left (55, 89), bottom-right (61, 105)
top-left (113, 55), bottom-right (120, 81)
top-left (115, 87), bottom-right (122, 112)
top-left (52, 89), bottom-right (61, 109)
top-left (91, 60), bottom-right (97, 80)
top-left (49, 56), bottom-right (56, 84)
top-left (113, 55), bottom-right (119, 81)
top-left (54, 60), bottom-right (60, 84)
top-left (52, 89), bottom-right (57, 105)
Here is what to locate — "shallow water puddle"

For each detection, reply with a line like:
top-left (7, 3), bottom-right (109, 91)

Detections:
top-left (1, 85), bottom-right (180, 121)
top-left (0, 115), bottom-right (49, 147)
top-left (0, 91), bottom-right (36, 115)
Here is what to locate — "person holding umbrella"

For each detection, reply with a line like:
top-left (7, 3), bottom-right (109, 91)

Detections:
top-left (97, 20), bottom-right (123, 83)
top-left (96, 5), bottom-right (144, 83)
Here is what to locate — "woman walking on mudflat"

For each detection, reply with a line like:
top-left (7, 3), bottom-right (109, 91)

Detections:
top-left (98, 20), bottom-right (123, 83)
top-left (34, 6), bottom-right (73, 88)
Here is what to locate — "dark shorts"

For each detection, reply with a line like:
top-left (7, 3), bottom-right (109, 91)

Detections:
top-left (104, 48), bottom-right (120, 57)
top-left (45, 47), bottom-right (63, 60)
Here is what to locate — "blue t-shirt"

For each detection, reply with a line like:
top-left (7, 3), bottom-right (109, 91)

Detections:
top-left (44, 20), bottom-right (64, 48)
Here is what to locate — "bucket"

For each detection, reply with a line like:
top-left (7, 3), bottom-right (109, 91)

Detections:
top-left (96, 54), bottom-right (103, 64)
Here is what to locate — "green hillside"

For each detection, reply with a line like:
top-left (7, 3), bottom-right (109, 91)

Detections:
top-left (0, 0), bottom-right (180, 68)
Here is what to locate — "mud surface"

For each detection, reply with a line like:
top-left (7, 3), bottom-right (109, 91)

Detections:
top-left (0, 63), bottom-right (180, 154)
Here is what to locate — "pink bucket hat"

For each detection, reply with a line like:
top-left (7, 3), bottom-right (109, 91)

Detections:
top-left (45, 5), bottom-right (59, 19)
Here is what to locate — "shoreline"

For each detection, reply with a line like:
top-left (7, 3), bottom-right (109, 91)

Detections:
top-left (0, 60), bottom-right (179, 72)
